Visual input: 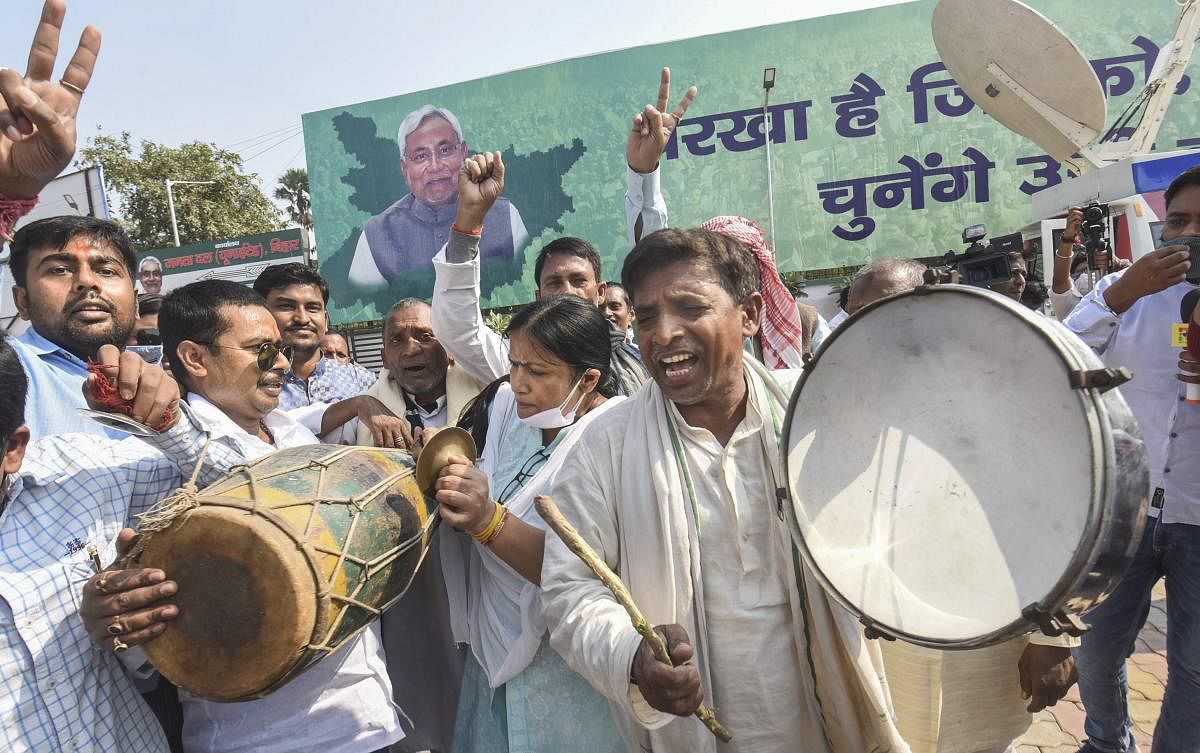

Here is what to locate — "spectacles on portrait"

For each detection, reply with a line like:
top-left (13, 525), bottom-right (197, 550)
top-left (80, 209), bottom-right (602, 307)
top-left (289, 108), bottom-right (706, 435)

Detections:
top-left (404, 142), bottom-right (461, 166)
top-left (196, 340), bottom-right (294, 372)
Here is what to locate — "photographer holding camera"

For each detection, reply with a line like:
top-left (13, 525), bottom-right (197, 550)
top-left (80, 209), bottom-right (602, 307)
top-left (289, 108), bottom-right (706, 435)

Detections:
top-left (1062, 166), bottom-right (1200, 753)
top-left (1049, 207), bottom-right (1130, 320)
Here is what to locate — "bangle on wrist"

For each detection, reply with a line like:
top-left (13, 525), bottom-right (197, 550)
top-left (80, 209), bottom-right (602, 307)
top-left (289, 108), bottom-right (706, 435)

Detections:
top-left (472, 502), bottom-right (507, 545)
top-left (451, 223), bottom-right (483, 237)
top-left (483, 507), bottom-right (510, 546)
top-left (1054, 249), bottom-right (1074, 259)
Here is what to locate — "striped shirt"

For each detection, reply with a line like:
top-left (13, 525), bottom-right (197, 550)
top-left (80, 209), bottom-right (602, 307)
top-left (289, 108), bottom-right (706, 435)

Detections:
top-left (278, 356), bottom-right (376, 411)
top-left (0, 413), bottom-right (240, 753)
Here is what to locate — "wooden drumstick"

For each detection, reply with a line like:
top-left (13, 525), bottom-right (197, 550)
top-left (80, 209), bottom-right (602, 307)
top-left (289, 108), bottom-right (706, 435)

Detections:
top-left (535, 495), bottom-right (733, 743)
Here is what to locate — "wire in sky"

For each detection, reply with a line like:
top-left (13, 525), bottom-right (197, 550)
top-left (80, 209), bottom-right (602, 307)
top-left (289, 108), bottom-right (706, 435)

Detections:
top-left (242, 129), bottom-right (304, 163)
top-left (284, 143), bottom-right (306, 169)
top-left (225, 123), bottom-right (303, 150)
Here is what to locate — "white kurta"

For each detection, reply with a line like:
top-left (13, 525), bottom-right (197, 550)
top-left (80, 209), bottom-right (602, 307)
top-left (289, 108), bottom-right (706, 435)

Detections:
top-left (541, 358), bottom-right (909, 753)
top-left (667, 398), bottom-right (826, 752)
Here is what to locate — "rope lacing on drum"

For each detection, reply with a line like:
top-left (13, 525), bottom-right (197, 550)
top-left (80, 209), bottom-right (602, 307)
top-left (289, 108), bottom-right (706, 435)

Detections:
top-left (120, 435), bottom-right (213, 565)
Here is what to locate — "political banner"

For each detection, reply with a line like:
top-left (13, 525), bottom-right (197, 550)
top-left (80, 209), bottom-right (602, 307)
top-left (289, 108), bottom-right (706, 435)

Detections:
top-left (302, 0), bottom-right (1200, 324)
top-left (134, 228), bottom-right (306, 296)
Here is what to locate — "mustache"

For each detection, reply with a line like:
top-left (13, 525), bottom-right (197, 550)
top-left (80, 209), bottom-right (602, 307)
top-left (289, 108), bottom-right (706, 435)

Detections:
top-left (285, 324), bottom-right (318, 333)
top-left (647, 339), bottom-right (699, 363)
top-left (65, 292), bottom-right (114, 314)
top-left (258, 370), bottom-right (285, 388)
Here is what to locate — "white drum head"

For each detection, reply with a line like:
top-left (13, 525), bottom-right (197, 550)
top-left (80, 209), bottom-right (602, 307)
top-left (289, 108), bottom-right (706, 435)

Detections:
top-left (784, 286), bottom-right (1098, 645)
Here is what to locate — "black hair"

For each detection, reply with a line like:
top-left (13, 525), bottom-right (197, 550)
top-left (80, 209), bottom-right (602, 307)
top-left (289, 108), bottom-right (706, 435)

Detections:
top-left (252, 262), bottom-right (330, 303)
top-left (621, 228), bottom-right (759, 305)
top-left (1021, 277), bottom-right (1050, 311)
top-left (137, 293), bottom-right (164, 315)
top-left (0, 334), bottom-right (27, 444)
top-left (838, 285), bottom-right (851, 310)
top-left (160, 280), bottom-right (269, 387)
top-left (1165, 165), bottom-right (1200, 210)
top-left (457, 294), bottom-right (616, 452)
top-left (8, 215), bottom-right (137, 288)
top-left (606, 281), bottom-right (631, 308)
top-left (533, 237), bottom-right (602, 289)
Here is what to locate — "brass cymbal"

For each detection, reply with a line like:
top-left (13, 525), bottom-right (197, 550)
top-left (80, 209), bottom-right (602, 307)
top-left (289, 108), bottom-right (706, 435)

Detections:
top-left (415, 427), bottom-right (479, 491)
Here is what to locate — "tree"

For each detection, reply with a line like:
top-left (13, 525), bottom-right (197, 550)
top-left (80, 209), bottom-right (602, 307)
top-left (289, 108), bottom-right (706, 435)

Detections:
top-left (78, 132), bottom-right (282, 248)
top-left (274, 167), bottom-right (312, 230)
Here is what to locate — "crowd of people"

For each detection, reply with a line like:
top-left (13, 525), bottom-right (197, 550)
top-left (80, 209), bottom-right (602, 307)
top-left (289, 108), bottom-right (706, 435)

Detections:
top-left (2, 3), bottom-right (1199, 753)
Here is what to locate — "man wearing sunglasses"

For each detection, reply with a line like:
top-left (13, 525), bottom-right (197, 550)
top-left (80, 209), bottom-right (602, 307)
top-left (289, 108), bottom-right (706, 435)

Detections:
top-left (145, 278), bottom-right (406, 753)
top-left (348, 105), bottom-right (530, 289)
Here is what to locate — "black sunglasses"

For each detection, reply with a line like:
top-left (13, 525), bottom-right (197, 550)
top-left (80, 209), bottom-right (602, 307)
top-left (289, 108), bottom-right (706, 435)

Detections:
top-left (197, 341), bottom-right (294, 371)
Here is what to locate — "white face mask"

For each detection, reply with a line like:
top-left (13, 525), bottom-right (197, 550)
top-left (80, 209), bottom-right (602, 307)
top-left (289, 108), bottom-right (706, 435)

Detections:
top-left (518, 375), bottom-right (585, 430)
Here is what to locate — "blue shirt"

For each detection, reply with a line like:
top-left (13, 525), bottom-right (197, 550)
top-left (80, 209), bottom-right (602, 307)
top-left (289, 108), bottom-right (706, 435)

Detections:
top-left (277, 356), bottom-right (376, 411)
top-left (0, 415), bottom-right (240, 753)
top-left (10, 328), bottom-right (122, 442)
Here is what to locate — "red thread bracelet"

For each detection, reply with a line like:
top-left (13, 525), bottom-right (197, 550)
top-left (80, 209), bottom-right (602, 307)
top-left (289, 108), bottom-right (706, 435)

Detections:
top-left (0, 194), bottom-right (38, 242)
top-left (451, 223), bottom-right (483, 236)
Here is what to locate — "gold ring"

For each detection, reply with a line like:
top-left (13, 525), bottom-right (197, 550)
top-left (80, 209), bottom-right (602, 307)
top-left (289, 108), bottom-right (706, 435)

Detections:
top-left (95, 577), bottom-right (109, 594)
top-left (112, 637), bottom-right (129, 652)
top-left (60, 80), bottom-right (85, 96)
top-left (673, 112), bottom-right (685, 125)
top-left (107, 621), bottom-right (123, 636)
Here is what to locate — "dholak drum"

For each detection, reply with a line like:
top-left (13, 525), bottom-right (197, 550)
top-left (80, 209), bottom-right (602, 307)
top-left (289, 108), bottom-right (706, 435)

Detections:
top-left (782, 284), bottom-right (1149, 648)
top-left (129, 444), bottom-right (437, 700)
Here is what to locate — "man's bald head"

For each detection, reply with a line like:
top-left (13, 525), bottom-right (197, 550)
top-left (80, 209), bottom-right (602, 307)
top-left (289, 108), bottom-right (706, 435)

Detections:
top-left (383, 298), bottom-right (448, 406)
top-left (846, 257), bottom-right (927, 316)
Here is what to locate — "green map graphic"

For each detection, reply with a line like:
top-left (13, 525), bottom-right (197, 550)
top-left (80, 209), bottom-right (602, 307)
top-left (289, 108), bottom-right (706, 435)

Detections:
top-left (309, 111), bottom-right (585, 322)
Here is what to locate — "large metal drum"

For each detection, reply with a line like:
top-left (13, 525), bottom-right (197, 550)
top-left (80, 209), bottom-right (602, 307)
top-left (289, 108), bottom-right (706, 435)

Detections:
top-left (782, 284), bottom-right (1149, 648)
top-left (130, 444), bottom-right (437, 700)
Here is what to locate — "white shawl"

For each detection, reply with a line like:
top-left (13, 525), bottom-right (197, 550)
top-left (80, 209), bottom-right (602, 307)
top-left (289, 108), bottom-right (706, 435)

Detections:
top-left (440, 383), bottom-right (624, 687)
top-left (543, 356), bottom-right (910, 753)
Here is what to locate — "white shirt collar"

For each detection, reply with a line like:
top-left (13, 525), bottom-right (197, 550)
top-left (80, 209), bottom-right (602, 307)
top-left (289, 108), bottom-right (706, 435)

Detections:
top-left (404, 391), bottom-right (448, 422)
top-left (185, 393), bottom-right (317, 459)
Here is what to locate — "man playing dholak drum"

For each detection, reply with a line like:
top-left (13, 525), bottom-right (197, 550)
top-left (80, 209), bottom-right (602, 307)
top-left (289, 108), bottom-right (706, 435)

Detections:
top-left (80, 280), bottom-right (405, 753)
top-left (539, 228), bottom-right (911, 753)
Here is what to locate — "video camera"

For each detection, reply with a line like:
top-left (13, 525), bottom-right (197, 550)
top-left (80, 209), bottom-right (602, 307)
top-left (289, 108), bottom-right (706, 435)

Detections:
top-left (940, 224), bottom-right (1023, 289)
top-left (1081, 202), bottom-right (1111, 267)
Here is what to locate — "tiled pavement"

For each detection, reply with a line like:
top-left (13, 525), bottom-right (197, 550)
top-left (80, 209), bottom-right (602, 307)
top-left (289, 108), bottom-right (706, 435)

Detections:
top-left (1014, 580), bottom-right (1168, 753)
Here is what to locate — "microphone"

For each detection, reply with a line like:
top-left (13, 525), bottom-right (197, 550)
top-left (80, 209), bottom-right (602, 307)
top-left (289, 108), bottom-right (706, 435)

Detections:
top-left (1182, 289), bottom-right (1200, 404)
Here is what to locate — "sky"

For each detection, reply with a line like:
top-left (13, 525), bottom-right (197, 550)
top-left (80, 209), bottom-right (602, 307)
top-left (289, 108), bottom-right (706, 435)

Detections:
top-left (1, 0), bottom-right (911, 211)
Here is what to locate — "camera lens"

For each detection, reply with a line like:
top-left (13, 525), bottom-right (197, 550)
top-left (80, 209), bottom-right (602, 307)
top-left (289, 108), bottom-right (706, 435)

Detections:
top-left (1085, 206), bottom-right (1104, 221)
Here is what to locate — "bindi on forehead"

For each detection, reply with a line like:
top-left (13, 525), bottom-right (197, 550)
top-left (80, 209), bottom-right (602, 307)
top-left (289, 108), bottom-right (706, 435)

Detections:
top-left (64, 237), bottom-right (103, 253)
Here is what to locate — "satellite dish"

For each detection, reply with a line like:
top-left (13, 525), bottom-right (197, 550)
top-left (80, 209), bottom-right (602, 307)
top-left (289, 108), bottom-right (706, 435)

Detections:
top-left (933, 0), bottom-right (1107, 173)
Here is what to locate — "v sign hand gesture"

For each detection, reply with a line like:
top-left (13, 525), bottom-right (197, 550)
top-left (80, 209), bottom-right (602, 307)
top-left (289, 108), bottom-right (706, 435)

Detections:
top-left (0, 0), bottom-right (101, 200)
top-left (626, 67), bottom-right (697, 175)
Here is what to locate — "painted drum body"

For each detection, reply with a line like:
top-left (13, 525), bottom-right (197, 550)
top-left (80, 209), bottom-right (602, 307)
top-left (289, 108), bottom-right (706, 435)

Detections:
top-left (133, 444), bottom-right (436, 700)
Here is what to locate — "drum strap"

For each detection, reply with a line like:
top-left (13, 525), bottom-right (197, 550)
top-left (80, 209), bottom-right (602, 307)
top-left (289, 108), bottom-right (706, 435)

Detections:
top-left (122, 433), bottom-right (215, 565)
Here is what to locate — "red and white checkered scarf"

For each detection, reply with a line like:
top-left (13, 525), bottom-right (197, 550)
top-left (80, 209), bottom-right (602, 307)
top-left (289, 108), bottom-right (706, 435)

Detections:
top-left (701, 215), bottom-right (805, 369)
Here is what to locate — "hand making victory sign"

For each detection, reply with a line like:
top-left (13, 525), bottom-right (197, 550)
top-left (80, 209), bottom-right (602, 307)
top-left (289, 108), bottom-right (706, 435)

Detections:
top-left (0, 0), bottom-right (100, 200)
top-left (626, 67), bottom-right (697, 174)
